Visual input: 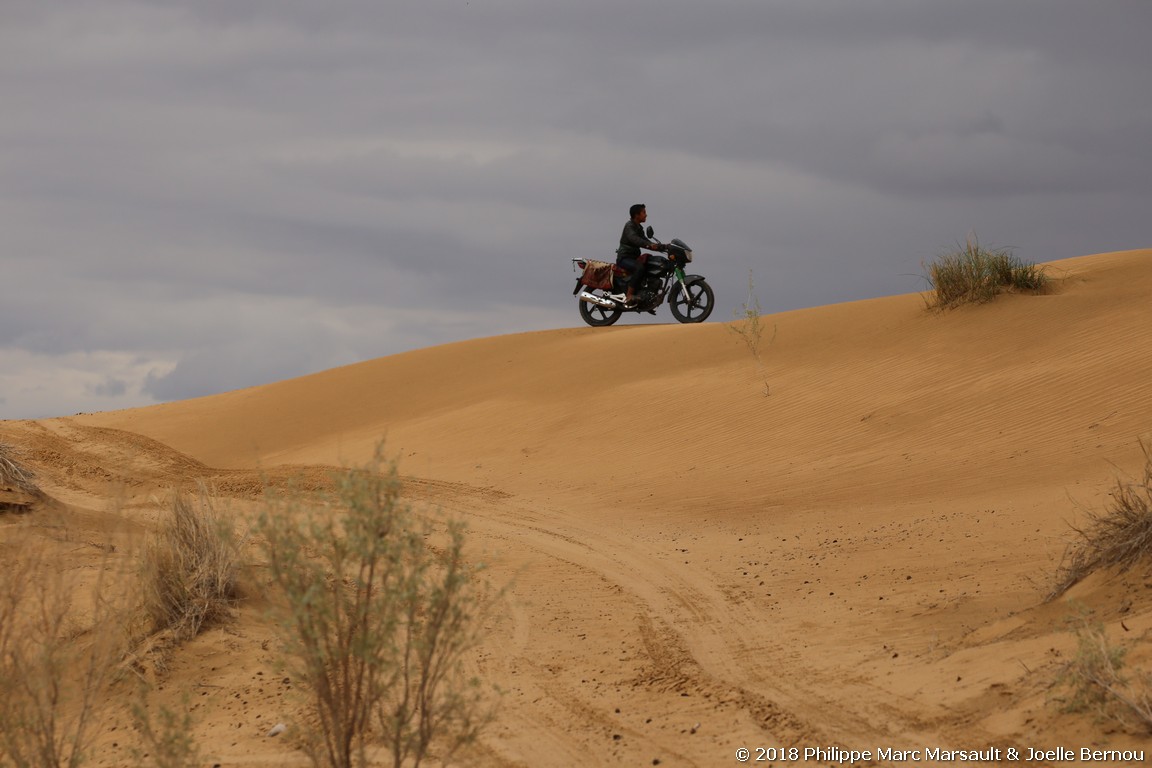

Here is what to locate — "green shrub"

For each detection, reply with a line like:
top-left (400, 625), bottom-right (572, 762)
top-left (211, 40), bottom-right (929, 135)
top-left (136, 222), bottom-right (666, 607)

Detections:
top-left (924, 236), bottom-right (1049, 309)
top-left (255, 450), bottom-right (493, 768)
top-left (0, 543), bottom-right (125, 768)
top-left (1054, 616), bottom-right (1152, 731)
top-left (727, 270), bottom-right (775, 396)
top-left (130, 685), bottom-right (203, 768)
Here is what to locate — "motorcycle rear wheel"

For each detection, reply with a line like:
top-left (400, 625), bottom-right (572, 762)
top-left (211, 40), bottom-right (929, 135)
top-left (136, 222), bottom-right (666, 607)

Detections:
top-left (669, 279), bottom-right (714, 323)
top-left (579, 297), bottom-right (623, 327)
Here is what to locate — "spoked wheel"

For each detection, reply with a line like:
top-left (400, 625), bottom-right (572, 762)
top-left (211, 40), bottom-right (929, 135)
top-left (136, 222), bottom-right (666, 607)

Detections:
top-left (578, 295), bottom-right (623, 327)
top-left (669, 279), bottom-right (715, 323)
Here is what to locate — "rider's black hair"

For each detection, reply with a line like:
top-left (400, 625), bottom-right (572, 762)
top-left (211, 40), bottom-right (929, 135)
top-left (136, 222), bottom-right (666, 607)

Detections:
top-left (629, 203), bottom-right (646, 219)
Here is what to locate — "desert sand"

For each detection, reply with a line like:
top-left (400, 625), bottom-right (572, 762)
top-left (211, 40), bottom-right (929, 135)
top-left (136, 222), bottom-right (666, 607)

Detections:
top-left (2, 248), bottom-right (1151, 766)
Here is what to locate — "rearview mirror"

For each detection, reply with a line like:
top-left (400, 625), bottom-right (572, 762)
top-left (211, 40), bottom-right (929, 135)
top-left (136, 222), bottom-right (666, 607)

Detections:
top-left (646, 226), bottom-right (654, 238)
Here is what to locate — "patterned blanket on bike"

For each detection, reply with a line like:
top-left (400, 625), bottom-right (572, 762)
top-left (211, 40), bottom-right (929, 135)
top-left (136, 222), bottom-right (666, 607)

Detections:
top-left (579, 260), bottom-right (620, 291)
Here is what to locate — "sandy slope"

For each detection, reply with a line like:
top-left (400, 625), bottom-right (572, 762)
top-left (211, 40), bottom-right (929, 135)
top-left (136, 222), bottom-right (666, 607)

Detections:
top-left (3, 249), bottom-right (1152, 766)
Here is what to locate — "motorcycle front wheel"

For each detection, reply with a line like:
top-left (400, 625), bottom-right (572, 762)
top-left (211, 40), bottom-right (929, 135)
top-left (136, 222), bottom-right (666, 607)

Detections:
top-left (669, 279), bottom-right (715, 323)
top-left (578, 297), bottom-right (623, 327)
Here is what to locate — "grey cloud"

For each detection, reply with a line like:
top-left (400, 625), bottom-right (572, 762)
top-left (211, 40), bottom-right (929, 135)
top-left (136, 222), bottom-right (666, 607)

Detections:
top-left (89, 378), bottom-right (128, 398)
top-left (143, 344), bottom-right (309, 402)
top-left (1, 0), bottom-right (1149, 418)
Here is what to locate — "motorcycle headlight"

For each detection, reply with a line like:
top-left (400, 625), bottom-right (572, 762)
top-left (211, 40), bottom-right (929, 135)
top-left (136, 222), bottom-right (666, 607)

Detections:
top-left (683, 249), bottom-right (693, 263)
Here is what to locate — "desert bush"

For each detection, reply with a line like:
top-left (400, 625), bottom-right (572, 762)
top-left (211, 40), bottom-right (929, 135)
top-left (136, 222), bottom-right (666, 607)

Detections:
top-left (255, 450), bottom-right (493, 768)
top-left (924, 236), bottom-right (1049, 309)
top-left (139, 486), bottom-right (243, 644)
top-left (728, 270), bottom-right (764, 362)
top-left (0, 441), bottom-right (39, 495)
top-left (129, 685), bottom-right (203, 768)
top-left (727, 270), bottom-right (775, 396)
top-left (0, 544), bottom-right (125, 768)
top-left (1054, 616), bottom-right (1152, 731)
top-left (1050, 444), bottom-right (1152, 600)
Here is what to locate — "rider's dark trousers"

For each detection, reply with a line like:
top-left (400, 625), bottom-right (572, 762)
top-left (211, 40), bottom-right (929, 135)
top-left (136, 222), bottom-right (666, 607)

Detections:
top-left (616, 254), bottom-right (647, 295)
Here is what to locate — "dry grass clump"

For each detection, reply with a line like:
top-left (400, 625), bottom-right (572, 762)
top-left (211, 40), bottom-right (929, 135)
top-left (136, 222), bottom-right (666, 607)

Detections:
top-left (1050, 445), bottom-right (1152, 600)
top-left (139, 486), bottom-right (243, 644)
top-left (1054, 617), bottom-right (1152, 732)
top-left (924, 236), bottom-right (1049, 310)
top-left (0, 441), bottom-right (39, 495)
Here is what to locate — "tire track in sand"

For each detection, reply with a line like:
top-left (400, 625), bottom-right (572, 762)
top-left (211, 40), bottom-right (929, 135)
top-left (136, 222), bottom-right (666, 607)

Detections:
top-left (460, 494), bottom-right (1017, 764)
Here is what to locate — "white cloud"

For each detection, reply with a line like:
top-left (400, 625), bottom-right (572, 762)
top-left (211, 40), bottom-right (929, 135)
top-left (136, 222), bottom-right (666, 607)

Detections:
top-left (0, 348), bottom-right (177, 418)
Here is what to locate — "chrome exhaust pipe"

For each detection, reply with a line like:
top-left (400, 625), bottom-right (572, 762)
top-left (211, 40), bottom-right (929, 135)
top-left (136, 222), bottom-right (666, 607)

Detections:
top-left (578, 290), bottom-right (616, 308)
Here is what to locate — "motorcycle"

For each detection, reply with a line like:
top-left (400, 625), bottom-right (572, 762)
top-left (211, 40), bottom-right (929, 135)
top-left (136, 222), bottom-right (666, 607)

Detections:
top-left (571, 227), bottom-right (715, 327)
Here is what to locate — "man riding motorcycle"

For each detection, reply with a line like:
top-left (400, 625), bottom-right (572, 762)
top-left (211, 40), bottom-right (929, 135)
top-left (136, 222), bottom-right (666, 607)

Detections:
top-left (570, 208), bottom-right (714, 326)
top-left (613, 203), bottom-right (666, 306)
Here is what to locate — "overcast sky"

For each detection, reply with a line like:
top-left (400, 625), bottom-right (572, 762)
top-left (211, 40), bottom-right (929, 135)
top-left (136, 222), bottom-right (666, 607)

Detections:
top-left (2, 1), bottom-right (1149, 419)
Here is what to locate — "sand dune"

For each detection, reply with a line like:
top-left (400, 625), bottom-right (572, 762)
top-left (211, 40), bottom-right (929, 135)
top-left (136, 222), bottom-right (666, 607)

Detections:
top-left (2, 249), bottom-right (1151, 766)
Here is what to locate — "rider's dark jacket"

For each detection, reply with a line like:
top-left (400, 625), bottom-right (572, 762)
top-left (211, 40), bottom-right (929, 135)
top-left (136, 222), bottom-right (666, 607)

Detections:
top-left (616, 220), bottom-right (656, 262)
